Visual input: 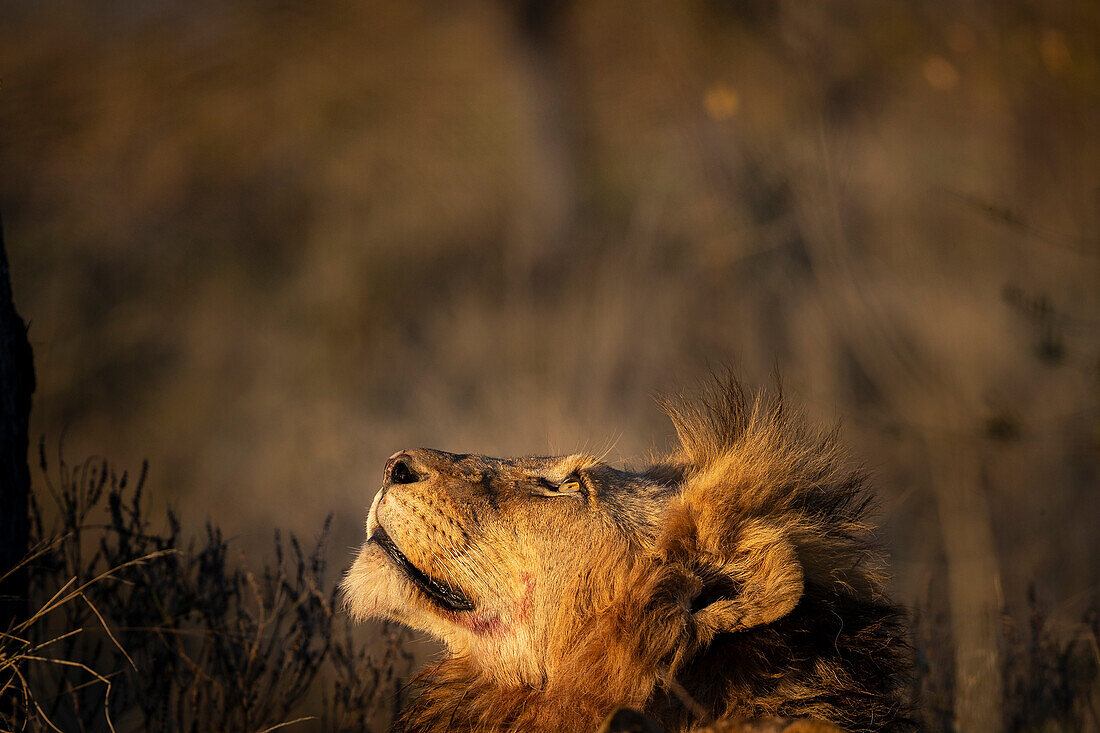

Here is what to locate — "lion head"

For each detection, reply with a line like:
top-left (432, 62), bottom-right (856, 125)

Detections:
top-left (342, 379), bottom-right (910, 732)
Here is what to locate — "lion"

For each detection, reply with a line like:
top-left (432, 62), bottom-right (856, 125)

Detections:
top-left (342, 378), bottom-right (911, 732)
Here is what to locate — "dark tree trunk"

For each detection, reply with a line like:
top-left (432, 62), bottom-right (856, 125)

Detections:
top-left (0, 209), bottom-right (35, 633)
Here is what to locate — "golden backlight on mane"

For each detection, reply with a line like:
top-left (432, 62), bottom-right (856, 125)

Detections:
top-left (341, 378), bottom-right (911, 732)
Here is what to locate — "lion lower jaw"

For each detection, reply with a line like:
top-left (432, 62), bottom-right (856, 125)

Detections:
top-left (369, 527), bottom-right (474, 611)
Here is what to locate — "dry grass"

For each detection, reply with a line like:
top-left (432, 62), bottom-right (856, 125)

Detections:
top-left (0, 444), bottom-right (415, 732)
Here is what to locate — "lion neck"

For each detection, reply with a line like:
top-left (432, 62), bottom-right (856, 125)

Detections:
top-left (401, 558), bottom-right (690, 733)
top-left (401, 655), bottom-right (653, 733)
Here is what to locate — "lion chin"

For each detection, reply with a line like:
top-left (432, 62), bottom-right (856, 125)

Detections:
top-left (342, 377), bottom-right (912, 733)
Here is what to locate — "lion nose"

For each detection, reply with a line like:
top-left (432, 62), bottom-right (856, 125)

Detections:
top-left (383, 451), bottom-right (420, 486)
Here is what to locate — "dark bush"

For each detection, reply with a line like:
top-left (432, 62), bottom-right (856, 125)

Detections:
top-left (911, 584), bottom-right (1100, 732)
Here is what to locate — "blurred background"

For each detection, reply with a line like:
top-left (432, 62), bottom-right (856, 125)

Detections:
top-left (1, 0), bottom-right (1098, 728)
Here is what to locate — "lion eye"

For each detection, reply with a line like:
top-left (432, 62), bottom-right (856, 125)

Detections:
top-left (531, 474), bottom-right (584, 498)
top-left (557, 476), bottom-right (582, 493)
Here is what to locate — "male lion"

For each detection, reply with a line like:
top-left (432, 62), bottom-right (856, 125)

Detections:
top-left (342, 379), bottom-right (910, 732)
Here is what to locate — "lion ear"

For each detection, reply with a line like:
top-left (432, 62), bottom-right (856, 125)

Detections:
top-left (689, 522), bottom-right (804, 644)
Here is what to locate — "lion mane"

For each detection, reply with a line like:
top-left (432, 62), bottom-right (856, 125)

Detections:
top-left (374, 379), bottom-right (911, 732)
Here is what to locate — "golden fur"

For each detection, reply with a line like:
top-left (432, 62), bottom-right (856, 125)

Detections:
top-left (342, 378), bottom-right (910, 732)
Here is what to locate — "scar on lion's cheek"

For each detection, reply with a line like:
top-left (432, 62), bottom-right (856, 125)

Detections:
top-left (450, 575), bottom-right (535, 638)
top-left (471, 611), bottom-right (505, 636)
top-left (450, 609), bottom-right (505, 636)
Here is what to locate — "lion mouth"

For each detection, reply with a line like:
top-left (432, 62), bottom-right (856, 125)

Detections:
top-left (370, 527), bottom-right (474, 612)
